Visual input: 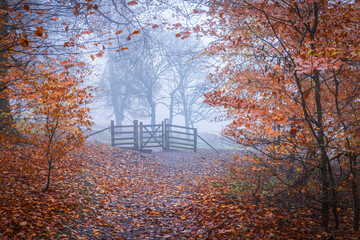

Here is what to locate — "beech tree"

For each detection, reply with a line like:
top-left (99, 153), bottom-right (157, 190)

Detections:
top-left (203, 0), bottom-right (360, 230)
top-left (0, 0), bottom-right (97, 190)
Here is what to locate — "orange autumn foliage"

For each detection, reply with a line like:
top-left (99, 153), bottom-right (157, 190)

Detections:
top-left (0, 1), bottom-right (94, 190)
top-left (203, 0), bottom-right (360, 230)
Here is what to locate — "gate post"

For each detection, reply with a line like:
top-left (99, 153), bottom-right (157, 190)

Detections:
top-left (161, 121), bottom-right (165, 150)
top-left (133, 120), bottom-right (139, 150)
top-left (164, 119), bottom-right (169, 150)
top-left (194, 128), bottom-right (197, 152)
top-left (139, 122), bottom-right (143, 149)
top-left (111, 120), bottom-right (115, 146)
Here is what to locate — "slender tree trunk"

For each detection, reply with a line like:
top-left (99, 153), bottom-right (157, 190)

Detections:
top-left (350, 154), bottom-right (359, 230)
top-left (0, 0), bottom-right (13, 135)
top-left (108, 61), bottom-right (123, 126)
top-left (179, 80), bottom-right (189, 132)
top-left (149, 101), bottom-right (156, 126)
top-left (314, 70), bottom-right (330, 230)
top-left (44, 158), bottom-right (52, 191)
top-left (169, 91), bottom-right (175, 125)
top-left (307, 4), bottom-right (331, 230)
top-left (147, 89), bottom-right (156, 127)
top-left (327, 160), bottom-right (339, 229)
top-left (117, 98), bottom-right (127, 126)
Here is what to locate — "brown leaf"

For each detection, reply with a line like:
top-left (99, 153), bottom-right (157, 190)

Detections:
top-left (20, 221), bottom-right (28, 226)
top-left (128, 1), bottom-right (138, 5)
top-left (95, 51), bottom-right (104, 58)
top-left (115, 30), bottom-right (123, 35)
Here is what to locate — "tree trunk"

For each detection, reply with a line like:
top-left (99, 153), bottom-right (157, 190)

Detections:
top-left (179, 79), bottom-right (189, 131)
top-left (0, 0), bottom-right (14, 135)
top-left (308, 4), bottom-right (331, 230)
top-left (43, 158), bottom-right (52, 191)
top-left (350, 154), bottom-right (359, 230)
top-left (314, 70), bottom-right (330, 231)
top-left (169, 91), bottom-right (175, 125)
top-left (147, 87), bottom-right (156, 127)
top-left (108, 61), bottom-right (124, 126)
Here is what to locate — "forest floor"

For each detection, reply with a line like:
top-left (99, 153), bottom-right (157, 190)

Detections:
top-left (70, 145), bottom-right (232, 239)
top-left (1, 142), bottom-right (359, 239)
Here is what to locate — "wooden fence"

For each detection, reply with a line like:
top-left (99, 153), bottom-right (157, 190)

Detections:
top-left (89, 119), bottom-right (219, 153)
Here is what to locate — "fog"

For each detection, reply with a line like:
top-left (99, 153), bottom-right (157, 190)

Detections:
top-left (79, 1), bottom-right (230, 138)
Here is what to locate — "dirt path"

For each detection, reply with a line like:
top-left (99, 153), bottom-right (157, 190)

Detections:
top-left (74, 146), bottom-right (233, 239)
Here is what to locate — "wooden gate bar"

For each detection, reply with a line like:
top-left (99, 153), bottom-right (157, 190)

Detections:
top-left (168, 130), bottom-right (194, 135)
top-left (169, 136), bottom-right (194, 141)
top-left (169, 124), bottom-right (196, 130)
top-left (114, 131), bottom-right (134, 134)
top-left (113, 137), bottom-right (134, 141)
top-left (169, 141), bottom-right (195, 147)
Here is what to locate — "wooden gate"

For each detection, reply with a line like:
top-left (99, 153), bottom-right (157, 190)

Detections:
top-left (109, 120), bottom-right (197, 152)
top-left (139, 123), bottom-right (164, 149)
top-left (110, 120), bottom-right (139, 149)
top-left (164, 124), bottom-right (197, 152)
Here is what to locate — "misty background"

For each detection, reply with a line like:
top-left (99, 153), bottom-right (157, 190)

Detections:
top-left (76, 0), bottom-right (234, 149)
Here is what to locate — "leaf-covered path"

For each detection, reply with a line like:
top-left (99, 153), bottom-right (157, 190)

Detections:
top-left (3, 143), bottom-right (358, 239)
top-left (73, 144), bottom-right (229, 239)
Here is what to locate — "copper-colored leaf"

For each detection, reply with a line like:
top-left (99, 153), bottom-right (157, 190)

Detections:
top-left (20, 37), bottom-right (29, 46)
top-left (76, 62), bottom-right (86, 66)
top-left (95, 51), bottom-right (104, 58)
top-left (128, 0), bottom-right (138, 5)
top-left (289, 128), bottom-right (297, 135)
top-left (115, 30), bottom-right (123, 35)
